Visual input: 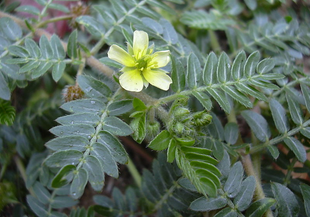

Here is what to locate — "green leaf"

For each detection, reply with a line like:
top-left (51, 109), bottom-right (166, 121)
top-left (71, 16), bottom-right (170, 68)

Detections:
top-left (224, 122), bottom-right (239, 145)
top-left (1, 60), bottom-right (25, 80)
top-left (167, 139), bottom-right (177, 163)
top-left (33, 182), bottom-right (51, 205)
top-left (269, 99), bottom-right (289, 133)
top-left (192, 91), bottom-right (212, 111)
top-left (249, 79), bottom-right (279, 90)
top-left (171, 56), bottom-right (185, 93)
top-left (256, 58), bottom-right (275, 74)
top-left (244, 0), bottom-right (257, 10)
top-left (147, 130), bottom-right (172, 151)
top-left (39, 35), bottom-right (53, 59)
top-left (8, 45), bottom-right (29, 57)
top-left (48, 3), bottom-right (69, 13)
top-left (203, 52), bottom-right (218, 86)
top-left (50, 34), bottom-right (65, 60)
top-left (206, 88), bottom-right (231, 113)
top-left (190, 196), bottom-right (227, 211)
top-left (50, 124), bottom-right (95, 139)
top-left (141, 17), bottom-right (163, 34)
top-left (221, 86), bottom-right (252, 108)
top-left (217, 52), bottom-right (230, 83)
top-left (15, 5), bottom-right (41, 15)
top-left (271, 182), bottom-right (299, 217)
top-left (0, 100), bottom-right (15, 125)
top-left (76, 16), bottom-right (105, 36)
top-left (241, 110), bottom-right (270, 142)
top-left (52, 62), bottom-right (66, 82)
top-left (267, 145), bottom-right (280, 159)
top-left (300, 184), bottom-right (310, 216)
top-left (70, 168), bottom-right (88, 199)
top-left (50, 196), bottom-right (78, 209)
top-left (83, 155), bottom-right (104, 191)
top-left (301, 84), bottom-right (310, 113)
top-left (67, 30), bottom-right (78, 59)
top-left (19, 60), bottom-right (40, 73)
top-left (231, 50), bottom-right (246, 81)
top-left (301, 127), bottom-right (310, 139)
top-left (61, 99), bottom-right (105, 114)
top-left (214, 207), bottom-right (238, 217)
top-left (187, 53), bottom-right (201, 89)
top-left (77, 75), bottom-right (111, 98)
top-left (46, 135), bottom-right (88, 152)
top-left (52, 165), bottom-right (75, 188)
top-left (26, 195), bottom-right (48, 217)
top-left (97, 131), bottom-right (128, 164)
top-left (286, 94), bottom-right (303, 125)
top-left (233, 176), bottom-right (256, 211)
top-left (160, 19), bottom-right (178, 44)
top-left (244, 51), bottom-right (260, 77)
top-left (245, 198), bottom-right (275, 217)
top-left (224, 162), bottom-right (243, 198)
top-left (25, 38), bottom-right (41, 58)
top-left (56, 113), bottom-right (100, 126)
top-left (132, 98), bottom-right (147, 111)
top-left (102, 116), bottom-right (133, 136)
top-left (283, 137), bottom-right (306, 162)
top-left (44, 150), bottom-right (83, 168)
top-left (0, 72), bottom-right (10, 100)
top-left (0, 17), bottom-right (22, 40)
top-left (91, 143), bottom-right (118, 178)
top-left (107, 100), bottom-right (133, 116)
top-left (31, 61), bottom-right (54, 79)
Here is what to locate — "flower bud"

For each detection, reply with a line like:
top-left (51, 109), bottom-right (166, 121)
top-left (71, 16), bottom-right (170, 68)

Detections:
top-left (63, 85), bottom-right (84, 102)
top-left (146, 121), bottom-right (160, 140)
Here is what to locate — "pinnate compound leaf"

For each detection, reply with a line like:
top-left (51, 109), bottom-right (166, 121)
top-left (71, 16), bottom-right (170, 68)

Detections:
top-left (147, 130), bottom-right (172, 151)
top-left (271, 182), bottom-right (299, 217)
top-left (300, 184), bottom-right (310, 216)
top-left (190, 197), bottom-right (227, 211)
top-left (241, 110), bottom-right (270, 142)
top-left (233, 176), bottom-right (256, 211)
top-left (44, 150), bottom-right (83, 169)
top-left (283, 137), bottom-right (306, 162)
top-left (269, 99), bottom-right (289, 133)
top-left (70, 168), bottom-right (88, 199)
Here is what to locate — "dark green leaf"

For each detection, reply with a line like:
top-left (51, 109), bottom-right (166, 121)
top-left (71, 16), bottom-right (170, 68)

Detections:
top-left (171, 56), bottom-right (185, 93)
top-left (83, 155), bottom-right (104, 191)
top-left (0, 100), bottom-right (15, 125)
top-left (147, 130), bottom-right (172, 151)
top-left (244, 51), bottom-right (260, 77)
top-left (132, 98), bottom-right (147, 111)
top-left (187, 53), bottom-right (201, 89)
top-left (286, 94), bottom-right (303, 125)
top-left (267, 145), bottom-right (280, 159)
top-left (97, 131), bottom-right (128, 164)
top-left (108, 100), bottom-right (133, 116)
top-left (269, 99), bottom-right (289, 133)
top-left (190, 196), bottom-right (227, 211)
top-left (77, 75), bottom-right (111, 98)
top-left (46, 135), bottom-right (88, 152)
top-left (233, 176), bottom-right (256, 211)
top-left (245, 198), bottom-right (275, 217)
top-left (50, 196), bottom-right (78, 209)
top-left (192, 91), bottom-right (212, 111)
top-left (67, 30), bottom-right (78, 59)
top-left (301, 84), bottom-right (310, 113)
top-left (203, 52), bottom-right (217, 85)
top-left (300, 184), bottom-right (310, 216)
top-left (102, 116), bottom-right (133, 136)
top-left (70, 168), bottom-right (88, 199)
top-left (271, 182), bottom-right (299, 217)
top-left (241, 110), bottom-right (270, 142)
top-left (224, 162), bottom-right (243, 198)
top-left (44, 150), bottom-right (83, 168)
top-left (283, 137), bottom-right (306, 162)
top-left (214, 207), bottom-right (237, 217)
top-left (52, 165), bottom-right (75, 188)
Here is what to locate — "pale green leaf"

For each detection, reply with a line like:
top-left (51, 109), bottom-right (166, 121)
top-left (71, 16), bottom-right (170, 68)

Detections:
top-left (244, 51), bottom-right (260, 77)
top-left (300, 184), bottom-right (310, 216)
top-left (171, 56), bottom-right (185, 93)
top-left (67, 30), bottom-right (78, 59)
top-left (50, 196), bottom-right (78, 209)
top-left (224, 122), bottom-right (239, 145)
top-left (70, 168), bottom-right (88, 199)
top-left (187, 53), bottom-right (201, 89)
top-left (0, 17), bottom-right (22, 40)
top-left (190, 196), bottom-right (227, 211)
top-left (206, 89), bottom-right (231, 113)
top-left (61, 99), bottom-right (105, 114)
top-left (25, 38), bottom-right (41, 58)
top-left (52, 62), bottom-right (66, 82)
top-left (147, 130), bottom-right (172, 151)
top-left (83, 155), bottom-right (105, 191)
top-left (192, 91), bottom-right (212, 111)
top-left (0, 72), bottom-right (10, 100)
top-left (224, 162), bottom-right (243, 198)
top-left (102, 116), bottom-right (133, 136)
top-left (56, 113), bottom-right (100, 126)
top-left (45, 135), bottom-right (88, 152)
top-left (231, 50), bottom-right (246, 81)
top-left (33, 182), bottom-right (51, 205)
top-left (77, 75), bottom-right (111, 98)
top-left (50, 124), bottom-right (95, 139)
top-left (44, 150), bottom-right (83, 168)
top-left (286, 94), bottom-right (303, 125)
top-left (203, 52), bottom-right (218, 86)
top-left (221, 86), bottom-right (252, 108)
top-left (15, 5), bottom-right (40, 15)
top-left (217, 52), bottom-right (230, 83)
top-left (26, 195), bottom-right (48, 217)
top-left (50, 34), bottom-right (65, 59)
top-left (107, 100), bottom-right (133, 116)
top-left (233, 176), bottom-right (256, 211)
top-left (283, 137), bottom-right (306, 162)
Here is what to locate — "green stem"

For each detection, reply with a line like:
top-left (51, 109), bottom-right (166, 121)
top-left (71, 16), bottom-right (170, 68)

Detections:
top-left (127, 158), bottom-right (142, 187)
top-left (208, 30), bottom-right (221, 54)
top-left (37, 15), bottom-right (73, 28)
top-left (14, 156), bottom-right (35, 196)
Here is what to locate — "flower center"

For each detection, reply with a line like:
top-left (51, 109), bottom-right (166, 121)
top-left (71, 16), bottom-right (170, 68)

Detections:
top-left (136, 56), bottom-right (150, 72)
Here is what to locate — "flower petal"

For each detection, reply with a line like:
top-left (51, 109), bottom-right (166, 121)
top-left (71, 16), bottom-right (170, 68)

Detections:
top-left (149, 50), bottom-right (170, 68)
top-left (119, 69), bottom-right (144, 92)
top-left (133, 31), bottom-right (149, 60)
top-left (108, 45), bottom-right (135, 67)
top-left (143, 69), bottom-right (172, 91)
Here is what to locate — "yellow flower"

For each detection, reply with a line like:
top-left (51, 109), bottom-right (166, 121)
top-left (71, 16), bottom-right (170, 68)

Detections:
top-left (108, 30), bottom-right (172, 92)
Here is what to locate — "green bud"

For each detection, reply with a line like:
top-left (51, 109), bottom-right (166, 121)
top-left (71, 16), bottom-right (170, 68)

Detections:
top-left (174, 107), bottom-right (190, 119)
top-left (192, 111), bottom-right (212, 127)
top-left (146, 121), bottom-right (161, 140)
top-left (174, 122), bottom-right (185, 135)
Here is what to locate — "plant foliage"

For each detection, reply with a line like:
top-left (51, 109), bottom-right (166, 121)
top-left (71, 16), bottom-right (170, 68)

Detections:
top-left (0, 0), bottom-right (310, 217)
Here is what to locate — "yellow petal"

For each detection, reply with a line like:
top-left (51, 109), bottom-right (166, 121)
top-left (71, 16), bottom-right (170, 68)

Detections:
top-left (133, 31), bottom-right (149, 60)
top-left (143, 69), bottom-right (172, 91)
top-left (149, 50), bottom-right (170, 68)
top-left (108, 45), bottom-right (135, 67)
top-left (119, 69), bottom-right (144, 92)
